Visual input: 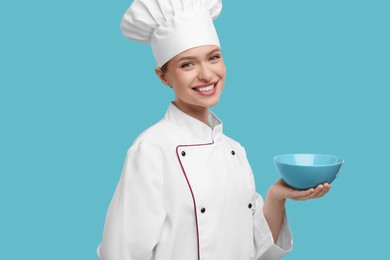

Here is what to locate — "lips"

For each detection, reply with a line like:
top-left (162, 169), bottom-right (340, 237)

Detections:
top-left (192, 81), bottom-right (218, 94)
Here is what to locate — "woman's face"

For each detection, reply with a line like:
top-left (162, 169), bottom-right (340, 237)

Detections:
top-left (157, 45), bottom-right (226, 113)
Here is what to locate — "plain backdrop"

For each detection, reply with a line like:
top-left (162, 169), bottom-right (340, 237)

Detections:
top-left (1, 0), bottom-right (389, 259)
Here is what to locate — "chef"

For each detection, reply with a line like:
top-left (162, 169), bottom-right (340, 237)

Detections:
top-left (97, 0), bottom-right (331, 259)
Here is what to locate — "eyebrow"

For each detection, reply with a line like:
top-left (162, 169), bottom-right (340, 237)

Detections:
top-left (175, 48), bottom-right (221, 64)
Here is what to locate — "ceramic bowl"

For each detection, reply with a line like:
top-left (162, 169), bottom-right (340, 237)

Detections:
top-left (274, 154), bottom-right (344, 190)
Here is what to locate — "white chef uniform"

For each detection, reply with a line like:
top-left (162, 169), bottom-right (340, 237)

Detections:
top-left (99, 0), bottom-right (293, 258)
top-left (97, 103), bottom-right (293, 259)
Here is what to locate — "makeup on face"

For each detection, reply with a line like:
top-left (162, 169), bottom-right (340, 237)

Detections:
top-left (192, 80), bottom-right (218, 96)
top-left (161, 45), bottom-right (226, 118)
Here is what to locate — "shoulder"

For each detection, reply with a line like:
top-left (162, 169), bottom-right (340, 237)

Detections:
top-left (221, 134), bottom-right (251, 161)
top-left (222, 134), bottom-right (244, 149)
top-left (127, 117), bottom-right (173, 155)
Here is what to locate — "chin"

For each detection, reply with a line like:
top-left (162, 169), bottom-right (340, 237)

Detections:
top-left (202, 99), bottom-right (220, 108)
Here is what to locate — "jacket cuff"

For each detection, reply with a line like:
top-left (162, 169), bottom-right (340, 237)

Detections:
top-left (253, 194), bottom-right (293, 259)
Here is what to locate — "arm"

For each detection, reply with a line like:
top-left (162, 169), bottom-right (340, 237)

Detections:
top-left (98, 142), bottom-right (166, 260)
top-left (263, 179), bottom-right (331, 242)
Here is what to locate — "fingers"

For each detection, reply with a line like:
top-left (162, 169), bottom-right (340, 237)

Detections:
top-left (290, 183), bottom-right (331, 201)
top-left (313, 183), bottom-right (331, 198)
top-left (274, 180), bottom-right (332, 201)
top-left (288, 188), bottom-right (315, 200)
top-left (302, 185), bottom-right (324, 200)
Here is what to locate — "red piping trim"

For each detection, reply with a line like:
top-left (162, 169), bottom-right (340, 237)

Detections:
top-left (176, 142), bottom-right (214, 260)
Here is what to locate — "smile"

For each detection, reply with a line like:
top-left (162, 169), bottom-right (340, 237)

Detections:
top-left (192, 81), bottom-right (218, 96)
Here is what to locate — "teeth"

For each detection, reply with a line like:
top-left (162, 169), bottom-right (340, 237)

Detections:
top-left (195, 84), bottom-right (215, 92)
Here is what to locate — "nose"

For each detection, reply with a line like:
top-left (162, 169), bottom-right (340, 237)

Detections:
top-left (197, 63), bottom-right (212, 82)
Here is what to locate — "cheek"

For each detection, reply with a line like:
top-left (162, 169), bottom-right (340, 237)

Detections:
top-left (216, 62), bottom-right (226, 79)
top-left (174, 73), bottom-right (195, 89)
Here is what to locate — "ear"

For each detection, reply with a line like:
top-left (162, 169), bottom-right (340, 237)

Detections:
top-left (154, 67), bottom-right (171, 87)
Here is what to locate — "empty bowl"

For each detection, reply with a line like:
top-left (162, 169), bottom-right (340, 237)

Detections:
top-left (274, 154), bottom-right (344, 190)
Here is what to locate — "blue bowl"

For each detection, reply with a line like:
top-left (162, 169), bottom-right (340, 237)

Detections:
top-left (274, 154), bottom-right (344, 190)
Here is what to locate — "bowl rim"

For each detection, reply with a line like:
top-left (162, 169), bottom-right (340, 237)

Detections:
top-left (274, 153), bottom-right (344, 167)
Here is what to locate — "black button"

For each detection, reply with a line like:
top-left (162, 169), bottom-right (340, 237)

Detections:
top-left (181, 151), bottom-right (186, 157)
top-left (248, 203), bottom-right (252, 209)
top-left (231, 150), bottom-right (235, 155)
top-left (200, 208), bottom-right (206, 213)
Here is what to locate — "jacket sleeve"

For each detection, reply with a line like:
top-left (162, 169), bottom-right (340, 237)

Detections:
top-left (253, 193), bottom-right (293, 260)
top-left (97, 141), bottom-right (166, 260)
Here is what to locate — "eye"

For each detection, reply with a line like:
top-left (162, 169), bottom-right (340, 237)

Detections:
top-left (180, 62), bottom-right (194, 69)
top-left (210, 54), bottom-right (221, 61)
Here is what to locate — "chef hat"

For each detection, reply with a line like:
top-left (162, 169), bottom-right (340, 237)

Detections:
top-left (120, 0), bottom-right (222, 67)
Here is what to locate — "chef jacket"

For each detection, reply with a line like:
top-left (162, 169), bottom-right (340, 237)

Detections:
top-left (97, 103), bottom-right (292, 260)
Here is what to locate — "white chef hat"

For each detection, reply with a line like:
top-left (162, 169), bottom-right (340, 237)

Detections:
top-left (120, 0), bottom-right (222, 67)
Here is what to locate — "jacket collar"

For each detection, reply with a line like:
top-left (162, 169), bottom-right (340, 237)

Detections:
top-left (165, 103), bottom-right (223, 144)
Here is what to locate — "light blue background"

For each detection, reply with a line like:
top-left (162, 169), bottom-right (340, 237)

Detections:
top-left (1, 0), bottom-right (389, 259)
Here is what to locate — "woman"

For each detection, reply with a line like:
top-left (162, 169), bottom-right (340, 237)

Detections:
top-left (98, 1), bottom-right (330, 259)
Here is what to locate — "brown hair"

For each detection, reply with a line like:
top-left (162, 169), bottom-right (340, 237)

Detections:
top-left (160, 62), bottom-right (169, 73)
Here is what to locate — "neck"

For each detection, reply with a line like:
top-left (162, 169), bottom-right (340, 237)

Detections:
top-left (172, 101), bottom-right (209, 126)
